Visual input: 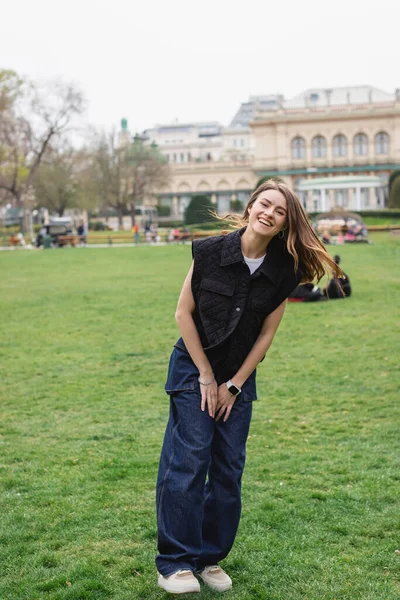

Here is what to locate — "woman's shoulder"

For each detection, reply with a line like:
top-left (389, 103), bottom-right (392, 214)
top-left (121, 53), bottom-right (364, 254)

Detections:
top-left (192, 233), bottom-right (226, 258)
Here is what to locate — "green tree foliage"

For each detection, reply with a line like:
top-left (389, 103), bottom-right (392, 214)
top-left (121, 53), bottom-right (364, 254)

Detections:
top-left (388, 169), bottom-right (400, 193)
top-left (230, 198), bottom-right (244, 213)
top-left (0, 69), bottom-right (23, 112)
top-left (388, 175), bottom-right (400, 208)
top-left (184, 195), bottom-right (214, 224)
top-left (255, 175), bottom-right (284, 189)
top-left (86, 131), bottom-right (170, 229)
top-left (34, 145), bottom-right (84, 216)
top-left (0, 72), bottom-right (84, 218)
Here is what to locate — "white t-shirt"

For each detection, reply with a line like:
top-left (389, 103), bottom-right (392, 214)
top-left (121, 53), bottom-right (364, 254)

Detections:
top-left (243, 254), bottom-right (266, 275)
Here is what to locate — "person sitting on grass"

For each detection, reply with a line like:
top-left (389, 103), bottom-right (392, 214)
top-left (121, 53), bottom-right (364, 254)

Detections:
top-left (324, 254), bottom-right (351, 298)
top-left (155, 180), bottom-right (343, 594)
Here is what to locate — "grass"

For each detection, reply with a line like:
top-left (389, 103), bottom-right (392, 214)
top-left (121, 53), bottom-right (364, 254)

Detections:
top-left (0, 231), bottom-right (399, 599)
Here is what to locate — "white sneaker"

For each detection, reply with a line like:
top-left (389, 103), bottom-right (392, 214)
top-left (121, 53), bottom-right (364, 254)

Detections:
top-left (157, 569), bottom-right (200, 594)
top-left (199, 565), bottom-right (232, 591)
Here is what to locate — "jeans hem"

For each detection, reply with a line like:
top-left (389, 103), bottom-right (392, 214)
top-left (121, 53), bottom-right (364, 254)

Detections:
top-left (156, 562), bottom-right (196, 577)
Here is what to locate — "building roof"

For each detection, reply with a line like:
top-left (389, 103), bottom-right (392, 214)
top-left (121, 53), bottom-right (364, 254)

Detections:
top-left (298, 175), bottom-right (386, 190)
top-left (284, 86), bottom-right (394, 109)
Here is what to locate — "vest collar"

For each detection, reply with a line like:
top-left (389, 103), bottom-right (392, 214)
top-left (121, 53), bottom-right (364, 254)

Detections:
top-left (220, 226), bottom-right (294, 285)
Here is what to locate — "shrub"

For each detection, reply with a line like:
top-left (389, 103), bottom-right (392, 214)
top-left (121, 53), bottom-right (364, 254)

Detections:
top-left (184, 195), bottom-right (214, 225)
top-left (230, 199), bottom-right (243, 212)
top-left (157, 205), bottom-right (171, 217)
top-left (89, 220), bottom-right (108, 231)
top-left (388, 169), bottom-right (400, 193)
top-left (389, 177), bottom-right (400, 208)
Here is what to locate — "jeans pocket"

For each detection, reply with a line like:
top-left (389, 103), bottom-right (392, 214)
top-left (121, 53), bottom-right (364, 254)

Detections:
top-left (164, 347), bottom-right (199, 395)
top-left (241, 370), bottom-right (258, 402)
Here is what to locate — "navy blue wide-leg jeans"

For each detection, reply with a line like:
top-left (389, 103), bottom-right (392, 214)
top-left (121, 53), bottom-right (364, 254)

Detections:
top-left (155, 346), bottom-right (255, 577)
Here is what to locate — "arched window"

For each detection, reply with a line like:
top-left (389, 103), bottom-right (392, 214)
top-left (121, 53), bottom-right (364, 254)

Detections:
top-left (291, 136), bottom-right (305, 159)
top-left (354, 133), bottom-right (368, 156)
top-left (333, 134), bottom-right (348, 157)
top-left (375, 131), bottom-right (389, 155)
top-left (312, 135), bottom-right (326, 158)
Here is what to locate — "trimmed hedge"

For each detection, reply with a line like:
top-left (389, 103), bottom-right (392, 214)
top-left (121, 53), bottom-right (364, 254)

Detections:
top-left (307, 209), bottom-right (400, 219)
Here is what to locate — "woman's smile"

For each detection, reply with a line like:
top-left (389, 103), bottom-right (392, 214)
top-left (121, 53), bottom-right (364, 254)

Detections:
top-left (248, 189), bottom-right (288, 238)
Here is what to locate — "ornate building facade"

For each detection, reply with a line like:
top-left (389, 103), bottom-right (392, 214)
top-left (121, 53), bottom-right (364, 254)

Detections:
top-left (130, 86), bottom-right (400, 216)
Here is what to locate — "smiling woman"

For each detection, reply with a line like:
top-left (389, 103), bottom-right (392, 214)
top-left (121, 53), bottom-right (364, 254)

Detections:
top-left (155, 179), bottom-right (344, 594)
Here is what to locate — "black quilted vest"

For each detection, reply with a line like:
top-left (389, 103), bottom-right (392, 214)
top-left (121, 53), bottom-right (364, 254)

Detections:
top-left (189, 226), bottom-right (302, 352)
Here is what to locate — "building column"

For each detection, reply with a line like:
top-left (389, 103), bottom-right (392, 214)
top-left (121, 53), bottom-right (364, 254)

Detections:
top-left (321, 188), bottom-right (326, 212)
top-left (171, 195), bottom-right (179, 217)
top-left (377, 187), bottom-right (384, 207)
top-left (355, 187), bottom-right (361, 210)
top-left (368, 187), bottom-right (375, 208)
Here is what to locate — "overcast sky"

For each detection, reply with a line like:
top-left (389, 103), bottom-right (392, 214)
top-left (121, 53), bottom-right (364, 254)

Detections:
top-left (2, 0), bottom-right (399, 135)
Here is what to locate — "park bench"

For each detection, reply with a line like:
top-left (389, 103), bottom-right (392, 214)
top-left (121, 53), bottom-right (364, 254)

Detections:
top-left (57, 234), bottom-right (81, 247)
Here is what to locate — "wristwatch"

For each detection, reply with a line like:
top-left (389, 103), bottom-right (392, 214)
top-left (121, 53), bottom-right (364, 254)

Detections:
top-left (226, 380), bottom-right (242, 396)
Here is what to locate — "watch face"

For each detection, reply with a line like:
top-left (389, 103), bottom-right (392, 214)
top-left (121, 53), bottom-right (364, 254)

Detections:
top-left (228, 384), bottom-right (240, 396)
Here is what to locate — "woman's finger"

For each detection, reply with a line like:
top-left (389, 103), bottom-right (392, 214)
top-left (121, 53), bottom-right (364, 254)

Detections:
top-left (215, 404), bottom-right (226, 422)
top-left (207, 392), bottom-right (215, 418)
top-left (223, 404), bottom-right (233, 422)
top-left (201, 390), bottom-right (207, 412)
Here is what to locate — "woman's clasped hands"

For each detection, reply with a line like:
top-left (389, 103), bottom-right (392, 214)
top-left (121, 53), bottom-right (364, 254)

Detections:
top-left (199, 372), bottom-right (237, 422)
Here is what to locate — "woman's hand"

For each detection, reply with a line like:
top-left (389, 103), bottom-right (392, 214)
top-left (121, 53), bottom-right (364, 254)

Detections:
top-left (199, 372), bottom-right (218, 418)
top-left (215, 383), bottom-right (237, 422)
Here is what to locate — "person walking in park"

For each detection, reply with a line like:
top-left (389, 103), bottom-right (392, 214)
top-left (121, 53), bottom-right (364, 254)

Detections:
top-left (156, 180), bottom-right (342, 594)
top-left (133, 223), bottom-right (140, 245)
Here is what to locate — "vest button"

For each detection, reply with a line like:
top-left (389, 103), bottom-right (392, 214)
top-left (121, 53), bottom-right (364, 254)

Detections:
top-left (236, 307), bottom-right (241, 312)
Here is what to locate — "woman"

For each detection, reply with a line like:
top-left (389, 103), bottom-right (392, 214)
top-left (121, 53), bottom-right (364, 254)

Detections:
top-left (156, 180), bottom-right (342, 594)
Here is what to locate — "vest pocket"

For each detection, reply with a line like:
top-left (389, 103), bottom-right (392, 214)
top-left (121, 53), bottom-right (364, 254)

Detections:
top-left (200, 278), bottom-right (234, 323)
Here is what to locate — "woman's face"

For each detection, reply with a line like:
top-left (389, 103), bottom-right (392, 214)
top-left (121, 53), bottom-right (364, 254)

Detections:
top-left (247, 189), bottom-right (288, 238)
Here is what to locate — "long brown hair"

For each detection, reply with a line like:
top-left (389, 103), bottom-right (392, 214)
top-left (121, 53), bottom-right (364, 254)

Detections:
top-left (220, 180), bottom-right (344, 283)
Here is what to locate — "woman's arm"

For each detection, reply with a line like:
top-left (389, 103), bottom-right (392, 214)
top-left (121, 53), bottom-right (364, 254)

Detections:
top-left (175, 261), bottom-right (218, 417)
top-left (215, 300), bottom-right (287, 422)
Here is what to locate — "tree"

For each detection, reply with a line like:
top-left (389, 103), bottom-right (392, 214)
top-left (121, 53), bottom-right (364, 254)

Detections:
top-left (87, 131), bottom-right (170, 229)
top-left (85, 128), bottom-right (130, 230)
top-left (0, 72), bottom-right (85, 231)
top-left (388, 170), bottom-right (400, 194)
top-left (124, 136), bottom-right (170, 226)
top-left (33, 145), bottom-right (83, 216)
top-left (230, 198), bottom-right (243, 212)
top-left (0, 69), bottom-right (23, 112)
top-left (389, 175), bottom-right (400, 208)
top-left (184, 195), bottom-right (214, 225)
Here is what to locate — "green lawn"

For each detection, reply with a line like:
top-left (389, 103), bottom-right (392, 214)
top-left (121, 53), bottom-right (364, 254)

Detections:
top-left (0, 232), bottom-right (399, 600)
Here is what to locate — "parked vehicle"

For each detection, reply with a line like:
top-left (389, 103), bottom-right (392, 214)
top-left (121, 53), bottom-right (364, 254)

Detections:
top-left (35, 218), bottom-right (76, 248)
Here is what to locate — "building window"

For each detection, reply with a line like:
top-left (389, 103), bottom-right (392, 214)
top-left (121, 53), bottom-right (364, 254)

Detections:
top-left (333, 134), bottom-right (348, 157)
top-left (312, 135), bottom-right (326, 158)
top-left (240, 139), bottom-right (245, 147)
top-left (291, 136), bottom-right (305, 159)
top-left (375, 131), bottom-right (389, 155)
top-left (334, 189), bottom-right (348, 206)
top-left (354, 133), bottom-right (368, 156)
top-left (187, 152), bottom-right (191, 162)
top-left (180, 153), bottom-right (184, 162)
top-left (173, 153), bottom-right (177, 162)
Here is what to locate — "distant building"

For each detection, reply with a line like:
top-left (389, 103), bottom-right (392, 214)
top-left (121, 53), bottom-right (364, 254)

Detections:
top-left (122, 85), bottom-right (400, 217)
